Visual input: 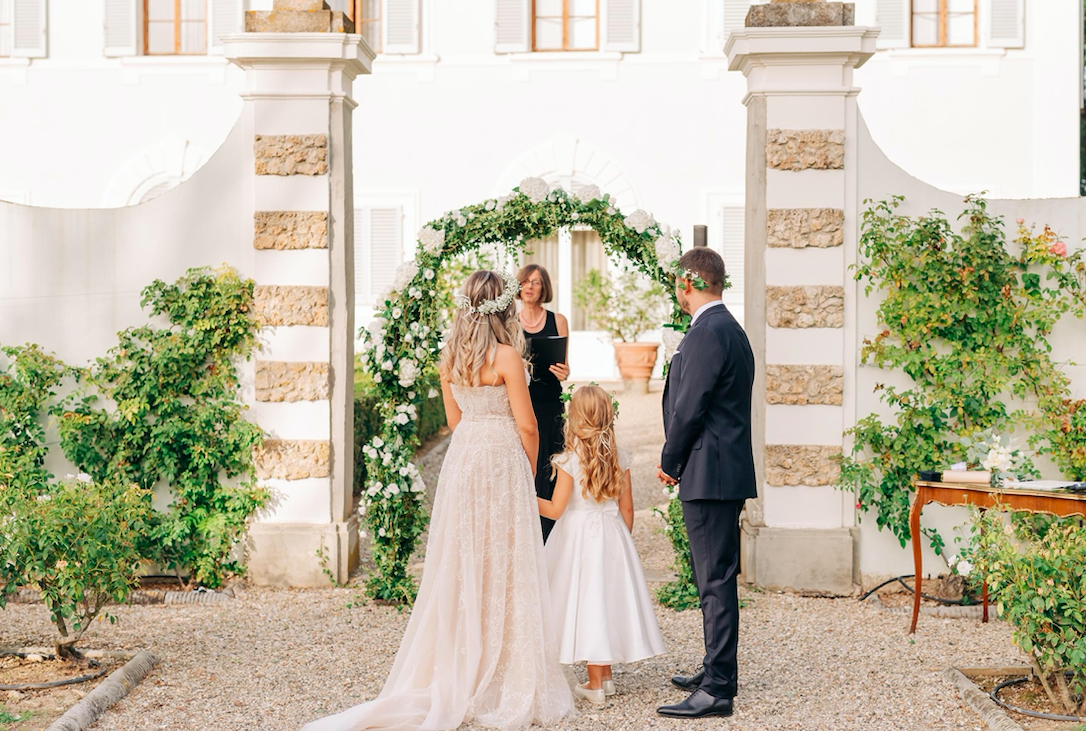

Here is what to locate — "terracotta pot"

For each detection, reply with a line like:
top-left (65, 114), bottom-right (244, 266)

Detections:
top-left (613, 341), bottom-right (660, 394)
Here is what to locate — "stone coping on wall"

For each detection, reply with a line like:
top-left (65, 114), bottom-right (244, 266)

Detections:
top-left (255, 361), bottom-right (331, 402)
top-left (766, 285), bottom-right (844, 328)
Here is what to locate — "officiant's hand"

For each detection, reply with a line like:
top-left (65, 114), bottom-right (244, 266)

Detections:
top-left (549, 363), bottom-right (570, 381)
top-left (656, 464), bottom-right (678, 486)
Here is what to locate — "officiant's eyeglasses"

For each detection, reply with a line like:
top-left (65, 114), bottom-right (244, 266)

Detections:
top-left (524, 279), bottom-right (544, 287)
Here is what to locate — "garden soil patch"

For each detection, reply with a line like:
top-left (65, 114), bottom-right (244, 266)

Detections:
top-left (967, 673), bottom-right (1085, 731)
top-left (0, 655), bottom-right (118, 730)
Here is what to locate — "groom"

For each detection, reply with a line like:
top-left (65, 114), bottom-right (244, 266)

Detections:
top-left (655, 247), bottom-right (756, 720)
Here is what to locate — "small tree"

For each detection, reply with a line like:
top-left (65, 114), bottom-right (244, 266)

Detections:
top-left (574, 268), bottom-right (668, 342)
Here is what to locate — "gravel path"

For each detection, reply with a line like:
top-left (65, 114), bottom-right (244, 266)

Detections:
top-left (0, 385), bottom-right (1024, 730)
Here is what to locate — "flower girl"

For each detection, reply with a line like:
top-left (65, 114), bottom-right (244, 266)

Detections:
top-left (537, 385), bottom-right (666, 705)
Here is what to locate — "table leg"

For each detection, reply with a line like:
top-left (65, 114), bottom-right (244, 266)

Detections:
top-left (909, 489), bottom-right (924, 634)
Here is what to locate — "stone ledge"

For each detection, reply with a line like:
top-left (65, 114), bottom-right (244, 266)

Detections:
top-left (254, 211), bottom-right (328, 250)
top-left (750, 526), bottom-right (857, 595)
top-left (766, 364), bottom-right (843, 405)
top-left (747, 2), bottom-right (855, 27)
top-left (255, 361), bottom-right (330, 402)
top-left (254, 135), bottom-right (328, 176)
top-left (247, 519), bottom-right (359, 587)
top-left (765, 444), bottom-right (842, 486)
top-left (253, 285), bottom-right (329, 327)
top-left (767, 208), bottom-right (844, 248)
top-left (766, 285), bottom-right (844, 328)
top-left (254, 439), bottom-right (331, 479)
top-left (766, 129), bottom-right (845, 171)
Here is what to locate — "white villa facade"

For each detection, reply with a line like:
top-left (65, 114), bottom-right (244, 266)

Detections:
top-left (0, 0), bottom-right (1079, 379)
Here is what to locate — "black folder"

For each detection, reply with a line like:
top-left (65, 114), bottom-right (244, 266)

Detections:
top-left (527, 336), bottom-right (568, 371)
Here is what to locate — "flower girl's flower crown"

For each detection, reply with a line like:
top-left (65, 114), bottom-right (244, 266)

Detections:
top-left (454, 271), bottom-right (520, 316)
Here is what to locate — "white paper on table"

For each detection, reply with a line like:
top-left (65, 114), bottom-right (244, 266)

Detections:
top-left (1004, 479), bottom-right (1086, 491)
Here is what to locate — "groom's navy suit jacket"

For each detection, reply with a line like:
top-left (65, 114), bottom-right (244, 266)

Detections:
top-left (661, 304), bottom-right (757, 502)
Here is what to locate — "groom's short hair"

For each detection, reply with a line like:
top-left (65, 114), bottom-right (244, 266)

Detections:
top-left (677, 248), bottom-right (727, 295)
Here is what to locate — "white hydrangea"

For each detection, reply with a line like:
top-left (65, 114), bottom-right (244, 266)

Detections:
top-left (418, 226), bottom-right (445, 255)
top-left (496, 194), bottom-right (515, 211)
top-left (574, 184), bottom-right (601, 203)
top-left (662, 328), bottom-right (685, 363)
top-left (655, 235), bottom-right (681, 266)
top-left (625, 209), bottom-right (655, 234)
top-left (519, 177), bottom-right (550, 203)
top-left (392, 260), bottom-right (419, 292)
top-left (398, 360), bottom-right (419, 387)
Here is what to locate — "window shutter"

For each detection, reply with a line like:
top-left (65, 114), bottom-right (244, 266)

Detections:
top-left (382, 0), bottom-right (420, 54)
top-left (494, 0), bottom-right (529, 54)
top-left (720, 207), bottom-right (745, 299)
top-left (103, 0), bottom-right (138, 57)
top-left (723, 0), bottom-right (752, 41)
top-left (601, 0), bottom-right (639, 53)
top-left (0, 0), bottom-right (10, 57)
top-left (985, 0), bottom-right (1024, 49)
top-left (209, 0), bottom-right (242, 54)
top-left (355, 205), bottom-right (403, 306)
top-left (12, 0), bottom-right (45, 58)
top-left (874, 0), bottom-right (909, 49)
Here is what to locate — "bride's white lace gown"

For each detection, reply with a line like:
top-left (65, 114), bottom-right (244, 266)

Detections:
top-left (303, 381), bottom-right (573, 731)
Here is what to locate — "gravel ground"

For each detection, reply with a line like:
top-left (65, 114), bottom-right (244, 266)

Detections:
top-left (0, 385), bottom-right (1026, 730)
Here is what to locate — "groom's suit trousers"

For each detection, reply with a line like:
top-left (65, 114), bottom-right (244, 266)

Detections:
top-left (682, 498), bottom-right (742, 700)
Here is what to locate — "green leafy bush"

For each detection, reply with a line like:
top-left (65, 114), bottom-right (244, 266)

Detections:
top-left (652, 491), bottom-right (700, 610)
top-left (574, 268), bottom-right (669, 342)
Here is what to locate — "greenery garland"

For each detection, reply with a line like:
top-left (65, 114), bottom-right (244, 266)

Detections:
top-left (357, 179), bottom-right (725, 605)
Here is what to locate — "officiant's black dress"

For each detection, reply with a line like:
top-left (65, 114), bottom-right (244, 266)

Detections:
top-left (525, 311), bottom-right (565, 543)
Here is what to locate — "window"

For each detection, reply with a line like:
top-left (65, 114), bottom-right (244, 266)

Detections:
top-left (911, 0), bottom-right (976, 48)
top-left (144, 0), bottom-right (207, 55)
top-left (355, 0), bottom-right (380, 53)
top-left (0, 0), bottom-right (10, 56)
top-left (533, 0), bottom-right (598, 52)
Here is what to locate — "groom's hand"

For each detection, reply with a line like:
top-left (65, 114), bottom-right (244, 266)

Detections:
top-left (656, 464), bottom-right (678, 486)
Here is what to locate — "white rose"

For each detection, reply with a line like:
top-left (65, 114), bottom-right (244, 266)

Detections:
top-left (485, 199), bottom-right (496, 211)
top-left (424, 269), bottom-right (435, 281)
top-left (956, 559), bottom-right (973, 577)
top-left (574, 184), bottom-right (601, 203)
top-left (373, 437), bottom-right (384, 448)
top-left (625, 209), bottom-right (655, 234)
top-left (456, 216), bottom-right (467, 227)
top-left (655, 235), bottom-right (681, 265)
top-left (496, 194), bottom-right (514, 211)
top-left (662, 328), bottom-right (685, 362)
top-left (395, 413), bottom-right (409, 425)
top-left (398, 360), bottom-right (419, 387)
top-left (367, 318), bottom-right (386, 339)
top-left (519, 177), bottom-right (550, 203)
top-left (418, 226), bottom-right (445, 255)
top-left (392, 308), bottom-right (402, 319)
top-left (76, 473), bottom-right (92, 483)
top-left (428, 388), bottom-right (439, 399)
top-left (378, 528), bottom-right (386, 538)
top-left (407, 391), bottom-right (416, 399)
top-left (392, 260), bottom-right (419, 292)
top-left (382, 360), bottom-right (394, 371)
top-left (415, 347), bottom-right (426, 359)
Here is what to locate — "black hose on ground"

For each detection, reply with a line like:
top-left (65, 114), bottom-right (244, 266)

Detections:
top-left (990, 674), bottom-right (1086, 722)
top-left (858, 574), bottom-right (972, 606)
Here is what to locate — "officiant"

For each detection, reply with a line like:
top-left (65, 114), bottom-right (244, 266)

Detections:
top-left (517, 264), bottom-right (570, 542)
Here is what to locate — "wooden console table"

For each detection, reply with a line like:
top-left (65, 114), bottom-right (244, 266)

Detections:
top-left (909, 480), bottom-right (1086, 634)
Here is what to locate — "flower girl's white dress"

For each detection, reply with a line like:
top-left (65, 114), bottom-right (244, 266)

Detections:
top-left (303, 379), bottom-right (572, 731)
top-left (545, 449), bottom-right (666, 665)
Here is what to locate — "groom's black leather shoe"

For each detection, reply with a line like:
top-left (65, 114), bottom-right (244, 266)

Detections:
top-left (670, 669), bottom-right (705, 691)
top-left (657, 689), bottom-right (734, 719)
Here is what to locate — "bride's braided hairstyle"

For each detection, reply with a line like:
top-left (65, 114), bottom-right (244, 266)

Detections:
top-left (559, 385), bottom-right (624, 502)
top-left (440, 270), bottom-right (530, 386)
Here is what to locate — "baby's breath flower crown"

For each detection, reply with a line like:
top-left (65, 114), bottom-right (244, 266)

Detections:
top-left (454, 271), bottom-right (520, 316)
top-left (356, 177), bottom-right (730, 605)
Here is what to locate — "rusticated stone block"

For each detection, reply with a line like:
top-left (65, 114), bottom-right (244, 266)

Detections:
top-left (254, 439), bottom-right (331, 480)
top-left (766, 286), bottom-right (844, 328)
top-left (254, 212), bottom-right (328, 250)
top-left (767, 209), bottom-right (844, 249)
top-left (748, 2), bottom-right (854, 27)
top-left (253, 285), bottom-right (329, 327)
top-left (766, 445), bottom-right (842, 487)
top-left (254, 135), bottom-right (328, 176)
top-left (766, 129), bottom-right (845, 171)
top-left (245, 9), bottom-right (353, 33)
top-left (255, 361), bottom-right (330, 402)
top-left (766, 364), bottom-right (843, 405)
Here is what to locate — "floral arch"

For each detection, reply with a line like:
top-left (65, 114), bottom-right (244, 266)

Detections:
top-left (357, 178), bottom-right (697, 603)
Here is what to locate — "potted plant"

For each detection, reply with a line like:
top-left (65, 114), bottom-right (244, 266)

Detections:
top-left (574, 268), bottom-right (668, 393)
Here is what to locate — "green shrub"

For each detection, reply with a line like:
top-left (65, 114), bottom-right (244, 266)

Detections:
top-left (652, 491), bottom-right (700, 610)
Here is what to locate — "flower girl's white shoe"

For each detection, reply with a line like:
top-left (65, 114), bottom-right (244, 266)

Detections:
top-left (602, 680), bottom-right (617, 697)
top-left (573, 684), bottom-right (606, 705)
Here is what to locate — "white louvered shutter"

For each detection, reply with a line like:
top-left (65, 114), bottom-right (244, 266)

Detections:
top-left (494, 0), bottom-right (529, 54)
top-left (355, 206), bottom-right (403, 305)
top-left (720, 207), bottom-right (745, 301)
top-left (104, 0), bottom-right (138, 56)
top-left (209, 0), bottom-right (242, 54)
top-left (874, 0), bottom-right (909, 49)
top-left (0, 0), bottom-right (11, 57)
top-left (382, 0), bottom-right (419, 54)
top-left (723, 0), bottom-right (752, 42)
top-left (601, 0), bottom-right (639, 53)
top-left (985, 0), bottom-right (1024, 49)
top-left (12, 0), bottom-right (45, 58)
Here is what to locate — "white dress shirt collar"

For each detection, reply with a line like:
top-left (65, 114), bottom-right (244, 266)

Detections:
top-left (690, 299), bottom-right (724, 327)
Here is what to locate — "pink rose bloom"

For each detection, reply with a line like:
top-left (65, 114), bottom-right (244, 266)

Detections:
top-left (1049, 241), bottom-right (1067, 257)
top-left (1016, 218), bottom-right (1024, 225)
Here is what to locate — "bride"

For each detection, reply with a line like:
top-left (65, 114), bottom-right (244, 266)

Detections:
top-left (303, 270), bottom-right (573, 731)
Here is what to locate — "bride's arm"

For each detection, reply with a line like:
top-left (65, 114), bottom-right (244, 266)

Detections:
top-left (496, 345), bottom-right (539, 476)
top-left (440, 371), bottom-right (462, 431)
top-left (538, 467), bottom-right (572, 520)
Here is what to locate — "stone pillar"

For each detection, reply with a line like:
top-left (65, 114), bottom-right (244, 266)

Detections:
top-left (224, 2), bottom-right (371, 586)
top-left (726, 3), bottom-right (876, 595)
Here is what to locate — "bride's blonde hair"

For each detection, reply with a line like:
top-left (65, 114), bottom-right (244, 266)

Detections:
top-left (559, 385), bottom-right (624, 502)
top-left (440, 270), bottom-right (529, 386)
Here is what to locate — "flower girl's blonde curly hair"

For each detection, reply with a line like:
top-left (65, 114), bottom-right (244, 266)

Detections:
top-left (440, 270), bottom-right (529, 386)
top-left (559, 385), bottom-right (624, 502)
